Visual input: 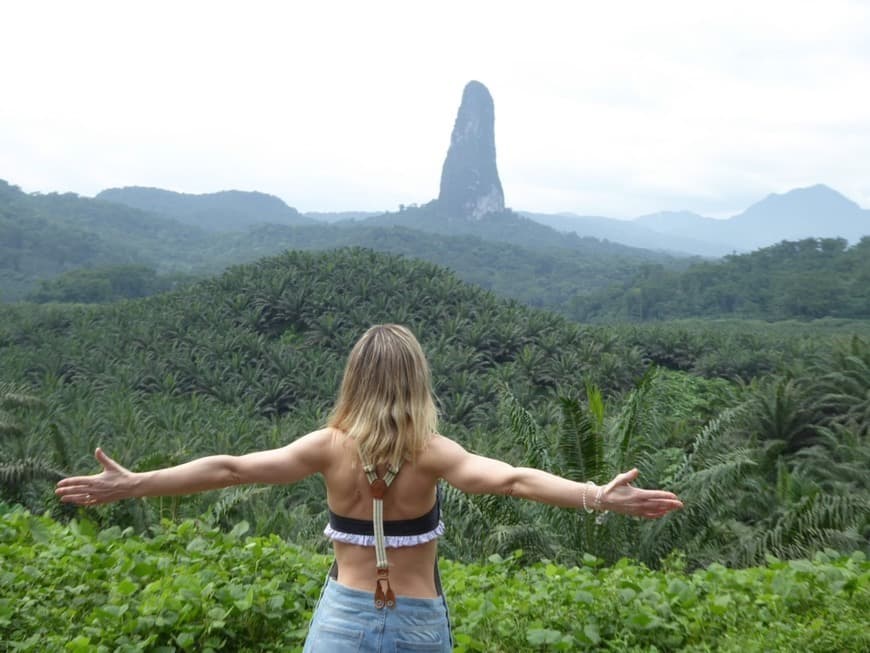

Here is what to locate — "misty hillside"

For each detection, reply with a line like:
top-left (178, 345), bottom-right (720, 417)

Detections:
top-left (363, 202), bottom-right (676, 260)
top-left (632, 210), bottom-right (734, 253)
top-left (7, 177), bottom-right (868, 323)
top-left (0, 179), bottom-right (686, 307)
top-left (533, 185), bottom-right (870, 256)
top-left (0, 180), bottom-right (208, 300)
top-left (96, 186), bottom-right (317, 231)
top-left (522, 211), bottom-right (723, 256)
top-left (304, 211), bottom-right (382, 223)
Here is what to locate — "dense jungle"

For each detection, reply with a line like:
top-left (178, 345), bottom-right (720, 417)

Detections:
top-left (3, 247), bottom-right (868, 565)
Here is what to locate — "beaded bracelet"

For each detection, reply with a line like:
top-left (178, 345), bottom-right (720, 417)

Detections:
top-left (581, 482), bottom-right (595, 513)
top-left (593, 484), bottom-right (610, 525)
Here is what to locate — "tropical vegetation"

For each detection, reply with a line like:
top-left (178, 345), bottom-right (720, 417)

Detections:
top-left (3, 507), bottom-right (867, 652)
top-left (572, 237), bottom-right (870, 321)
top-left (1, 249), bottom-right (867, 575)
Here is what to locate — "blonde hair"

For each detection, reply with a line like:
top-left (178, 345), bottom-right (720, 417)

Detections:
top-left (328, 324), bottom-right (437, 466)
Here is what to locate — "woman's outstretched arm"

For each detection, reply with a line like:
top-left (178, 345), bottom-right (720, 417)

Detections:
top-left (55, 428), bottom-right (333, 506)
top-left (429, 435), bottom-right (683, 519)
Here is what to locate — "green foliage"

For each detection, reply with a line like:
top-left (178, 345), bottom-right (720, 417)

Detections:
top-left (609, 318), bottom-right (870, 382)
top-left (0, 383), bottom-right (66, 511)
top-left (448, 551), bottom-right (870, 653)
top-left (645, 336), bottom-right (870, 566)
top-left (26, 265), bottom-right (190, 304)
top-left (0, 249), bottom-right (649, 542)
top-left (0, 248), bottom-right (867, 571)
top-left (572, 237), bottom-right (870, 322)
top-left (1, 508), bottom-right (868, 652)
top-left (557, 387), bottom-right (606, 484)
top-left (488, 354), bottom-right (869, 570)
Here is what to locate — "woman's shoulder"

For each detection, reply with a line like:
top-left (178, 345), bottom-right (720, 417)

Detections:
top-left (295, 426), bottom-right (344, 445)
top-left (416, 433), bottom-right (465, 473)
top-left (421, 433), bottom-right (453, 451)
top-left (291, 427), bottom-right (349, 461)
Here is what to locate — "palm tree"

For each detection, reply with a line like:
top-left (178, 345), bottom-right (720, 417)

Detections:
top-left (810, 336), bottom-right (869, 436)
top-left (748, 377), bottom-right (818, 462)
top-left (0, 383), bottom-right (65, 511)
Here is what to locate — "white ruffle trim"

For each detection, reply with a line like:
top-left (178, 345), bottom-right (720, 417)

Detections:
top-left (324, 521), bottom-right (445, 548)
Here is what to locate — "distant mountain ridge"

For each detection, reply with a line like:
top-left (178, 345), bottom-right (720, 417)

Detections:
top-left (92, 80), bottom-right (868, 257)
top-left (96, 186), bottom-right (316, 231)
top-left (632, 211), bottom-right (734, 249)
top-left (530, 185), bottom-right (870, 256)
top-left (5, 176), bottom-right (867, 323)
top-left (0, 178), bottom-right (682, 306)
top-left (96, 181), bottom-right (870, 260)
top-left (522, 211), bottom-right (725, 257)
top-left (93, 182), bottom-right (870, 258)
top-left (723, 185), bottom-right (868, 249)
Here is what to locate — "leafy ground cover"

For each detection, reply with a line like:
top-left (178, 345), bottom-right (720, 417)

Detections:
top-left (2, 507), bottom-right (867, 652)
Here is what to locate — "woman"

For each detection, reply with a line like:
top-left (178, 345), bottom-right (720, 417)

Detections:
top-left (56, 324), bottom-right (683, 652)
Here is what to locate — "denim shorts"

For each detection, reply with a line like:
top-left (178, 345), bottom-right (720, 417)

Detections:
top-left (303, 577), bottom-right (452, 652)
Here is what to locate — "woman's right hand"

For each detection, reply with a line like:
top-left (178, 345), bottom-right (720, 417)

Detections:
top-left (55, 448), bottom-right (134, 506)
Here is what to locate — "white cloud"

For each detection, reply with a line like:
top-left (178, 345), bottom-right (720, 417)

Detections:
top-left (2, 0), bottom-right (868, 216)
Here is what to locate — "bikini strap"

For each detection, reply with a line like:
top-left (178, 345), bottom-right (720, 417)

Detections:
top-left (362, 460), bottom-right (403, 609)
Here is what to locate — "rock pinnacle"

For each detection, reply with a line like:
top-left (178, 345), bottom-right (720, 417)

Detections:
top-left (437, 81), bottom-right (505, 219)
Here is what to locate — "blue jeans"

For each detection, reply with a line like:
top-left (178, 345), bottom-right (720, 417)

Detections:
top-left (303, 577), bottom-right (452, 652)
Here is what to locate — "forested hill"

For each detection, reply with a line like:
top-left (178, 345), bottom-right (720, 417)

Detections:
top-left (364, 201), bottom-right (680, 259)
top-left (212, 222), bottom-right (688, 310)
top-left (0, 180), bottom-right (208, 300)
top-left (6, 178), bottom-right (868, 323)
top-left (1, 179), bottom-right (686, 306)
top-left (96, 186), bottom-right (317, 231)
top-left (571, 237), bottom-right (870, 322)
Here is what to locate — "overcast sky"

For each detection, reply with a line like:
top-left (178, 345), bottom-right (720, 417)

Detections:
top-left (2, 0), bottom-right (868, 218)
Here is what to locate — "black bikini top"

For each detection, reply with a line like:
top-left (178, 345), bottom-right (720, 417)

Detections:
top-left (327, 495), bottom-right (441, 537)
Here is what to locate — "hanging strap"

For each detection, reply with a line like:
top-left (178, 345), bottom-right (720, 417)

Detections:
top-left (363, 461), bottom-right (402, 609)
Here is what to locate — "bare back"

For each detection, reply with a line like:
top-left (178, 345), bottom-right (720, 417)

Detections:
top-left (322, 429), bottom-right (442, 598)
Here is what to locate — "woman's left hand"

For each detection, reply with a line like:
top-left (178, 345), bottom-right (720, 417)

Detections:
top-left (599, 468), bottom-right (683, 518)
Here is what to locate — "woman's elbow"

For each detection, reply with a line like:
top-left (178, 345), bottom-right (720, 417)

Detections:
top-left (221, 456), bottom-right (246, 486)
top-left (500, 467), bottom-right (537, 498)
top-left (449, 456), bottom-right (521, 495)
top-left (480, 468), bottom-right (523, 497)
